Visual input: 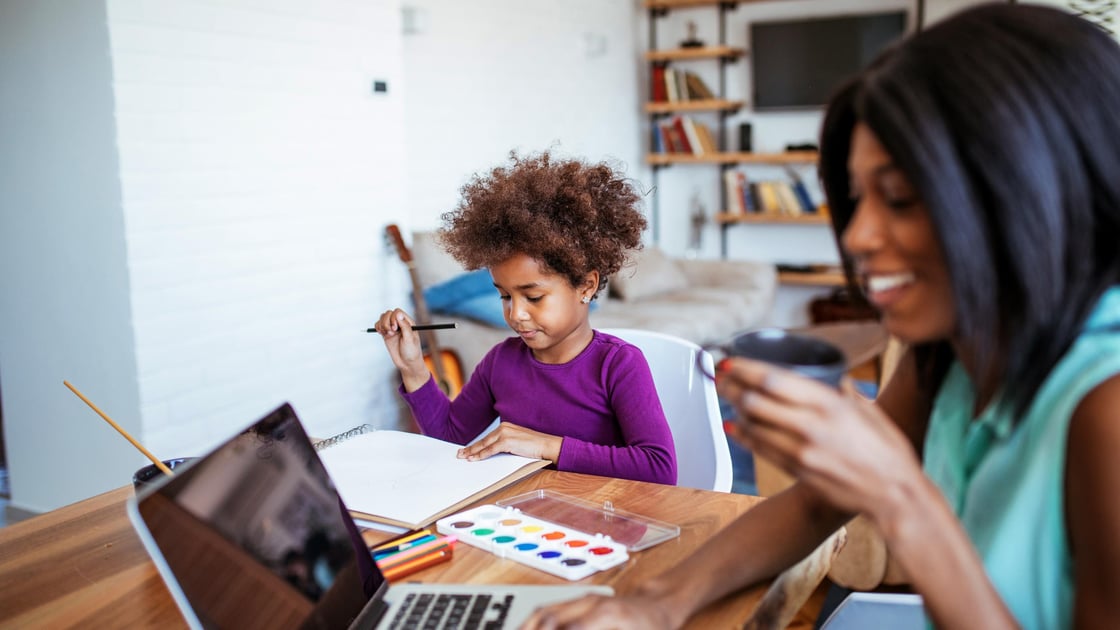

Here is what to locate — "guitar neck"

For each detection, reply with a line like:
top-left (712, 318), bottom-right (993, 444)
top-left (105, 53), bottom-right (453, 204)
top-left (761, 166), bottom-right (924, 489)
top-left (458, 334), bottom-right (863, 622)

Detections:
top-left (384, 223), bottom-right (457, 395)
top-left (406, 265), bottom-right (449, 377)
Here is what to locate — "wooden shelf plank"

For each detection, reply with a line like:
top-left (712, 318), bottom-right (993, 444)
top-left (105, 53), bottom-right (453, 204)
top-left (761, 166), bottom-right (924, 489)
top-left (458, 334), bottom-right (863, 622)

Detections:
top-left (645, 0), bottom-right (729, 7)
top-left (720, 150), bottom-right (818, 163)
top-left (647, 151), bottom-right (817, 166)
top-left (778, 270), bottom-right (848, 286)
top-left (644, 46), bottom-right (744, 62)
top-left (715, 212), bottom-right (829, 225)
top-left (645, 99), bottom-right (743, 114)
top-left (644, 0), bottom-right (776, 8)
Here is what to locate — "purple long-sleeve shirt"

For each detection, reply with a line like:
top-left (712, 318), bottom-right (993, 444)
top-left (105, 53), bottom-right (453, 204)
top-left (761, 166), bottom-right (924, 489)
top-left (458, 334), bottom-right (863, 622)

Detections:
top-left (399, 330), bottom-right (677, 485)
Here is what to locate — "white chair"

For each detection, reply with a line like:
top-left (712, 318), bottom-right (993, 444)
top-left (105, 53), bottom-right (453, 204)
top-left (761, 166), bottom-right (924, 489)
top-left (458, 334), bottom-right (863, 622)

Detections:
top-left (601, 328), bottom-right (733, 492)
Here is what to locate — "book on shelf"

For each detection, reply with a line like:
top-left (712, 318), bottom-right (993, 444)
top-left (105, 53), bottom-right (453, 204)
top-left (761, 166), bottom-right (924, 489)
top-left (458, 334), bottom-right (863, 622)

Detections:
top-left (668, 122), bottom-right (688, 153)
top-left (723, 169), bottom-right (765, 214)
top-left (755, 180), bottom-right (784, 215)
top-left (683, 71), bottom-right (715, 100)
top-left (724, 170), bottom-right (745, 215)
top-left (651, 65), bottom-right (668, 103)
top-left (670, 116), bottom-right (694, 153)
top-left (659, 68), bottom-right (715, 103)
top-left (695, 120), bottom-right (718, 153)
top-left (653, 115), bottom-right (716, 156)
top-left (316, 428), bottom-right (549, 530)
top-left (655, 121), bottom-right (680, 153)
top-left (774, 180), bottom-right (804, 216)
top-left (681, 117), bottom-right (705, 156)
top-left (785, 166), bottom-right (818, 213)
top-left (738, 171), bottom-right (757, 213)
top-left (664, 67), bottom-right (680, 102)
top-left (652, 123), bottom-right (665, 153)
top-left (747, 181), bottom-right (762, 214)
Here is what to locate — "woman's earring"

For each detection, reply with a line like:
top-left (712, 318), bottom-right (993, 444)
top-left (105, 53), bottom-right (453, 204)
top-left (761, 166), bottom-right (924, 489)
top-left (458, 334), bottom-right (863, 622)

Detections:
top-left (581, 296), bottom-right (591, 304)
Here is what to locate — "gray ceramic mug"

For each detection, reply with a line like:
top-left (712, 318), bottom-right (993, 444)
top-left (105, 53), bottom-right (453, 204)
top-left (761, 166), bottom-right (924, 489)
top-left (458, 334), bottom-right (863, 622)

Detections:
top-left (700, 328), bottom-right (847, 387)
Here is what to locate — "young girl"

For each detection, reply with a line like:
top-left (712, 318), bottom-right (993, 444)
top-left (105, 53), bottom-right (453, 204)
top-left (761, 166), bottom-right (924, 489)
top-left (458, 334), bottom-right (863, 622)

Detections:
top-left (374, 151), bottom-right (677, 486)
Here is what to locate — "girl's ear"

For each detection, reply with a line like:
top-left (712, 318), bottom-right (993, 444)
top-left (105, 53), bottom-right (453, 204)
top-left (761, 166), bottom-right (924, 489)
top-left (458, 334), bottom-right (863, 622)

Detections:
top-left (581, 270), bottom-right (601, 300)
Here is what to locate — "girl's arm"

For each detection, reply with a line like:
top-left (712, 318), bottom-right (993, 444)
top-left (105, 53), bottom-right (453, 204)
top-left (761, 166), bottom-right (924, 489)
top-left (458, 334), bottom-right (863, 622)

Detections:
top-left (400, 347), bottom-right (501, 445)
top-left (555, 345), bottom-right (676, 484)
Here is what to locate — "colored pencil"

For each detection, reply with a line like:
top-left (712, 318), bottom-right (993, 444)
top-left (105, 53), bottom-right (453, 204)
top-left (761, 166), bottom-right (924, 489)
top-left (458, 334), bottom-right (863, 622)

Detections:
top-left (372, 534), bottom-right (437, 560)
top-left (371, 529), bottom-right (432, 554)
top-left (375, 536), bottom-right (457, 570)
top-left (381, 548), bottom-right (453, 582)
top-left (64, 380), bottom-right (173, 476)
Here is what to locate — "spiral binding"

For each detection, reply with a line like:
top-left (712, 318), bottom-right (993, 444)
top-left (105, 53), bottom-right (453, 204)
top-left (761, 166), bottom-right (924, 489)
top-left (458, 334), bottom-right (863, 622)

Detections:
top-left (313, 424), bottom-right (375, 451)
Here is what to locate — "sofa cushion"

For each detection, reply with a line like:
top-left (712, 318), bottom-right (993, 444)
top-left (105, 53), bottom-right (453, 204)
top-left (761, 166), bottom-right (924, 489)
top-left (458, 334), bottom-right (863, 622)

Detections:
top-left (610, 247), bottom-right (689, 302)
top-left (423, 269), bottom-right (507, 328)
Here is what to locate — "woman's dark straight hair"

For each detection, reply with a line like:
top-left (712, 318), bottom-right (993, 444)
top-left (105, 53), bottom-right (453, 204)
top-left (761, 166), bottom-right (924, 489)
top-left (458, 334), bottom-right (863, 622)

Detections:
top-left (819, 4), bottom-right (1120, 417)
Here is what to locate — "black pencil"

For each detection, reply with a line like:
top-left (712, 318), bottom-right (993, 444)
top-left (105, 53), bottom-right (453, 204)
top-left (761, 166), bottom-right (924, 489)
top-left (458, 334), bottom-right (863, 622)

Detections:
top-left (366, 323), bottom-right (458, 333)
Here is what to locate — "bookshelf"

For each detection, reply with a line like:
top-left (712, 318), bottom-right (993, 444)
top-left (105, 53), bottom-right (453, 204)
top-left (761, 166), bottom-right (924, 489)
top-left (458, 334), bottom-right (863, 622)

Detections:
top-left (643, 0), bottom-right (826, 260)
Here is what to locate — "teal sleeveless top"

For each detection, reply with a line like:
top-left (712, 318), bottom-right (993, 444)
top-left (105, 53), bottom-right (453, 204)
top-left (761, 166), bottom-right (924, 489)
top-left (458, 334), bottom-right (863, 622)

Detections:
top-left (923, 286), bottom-right (1120, 629)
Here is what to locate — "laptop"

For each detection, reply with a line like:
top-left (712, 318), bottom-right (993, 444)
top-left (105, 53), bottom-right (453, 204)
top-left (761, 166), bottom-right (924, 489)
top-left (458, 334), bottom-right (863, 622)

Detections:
top-left (127, 403), bottom-right (611, 629)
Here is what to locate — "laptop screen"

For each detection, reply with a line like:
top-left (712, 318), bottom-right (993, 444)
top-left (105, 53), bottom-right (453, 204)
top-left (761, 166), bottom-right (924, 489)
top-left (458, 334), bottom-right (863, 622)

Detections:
top-left (135, 403), bottom-right (382, 629)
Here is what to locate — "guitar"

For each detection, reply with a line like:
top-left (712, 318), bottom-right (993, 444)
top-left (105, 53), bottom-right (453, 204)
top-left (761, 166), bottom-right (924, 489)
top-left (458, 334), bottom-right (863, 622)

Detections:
top-left (384, 224), bottom-right (465, 399)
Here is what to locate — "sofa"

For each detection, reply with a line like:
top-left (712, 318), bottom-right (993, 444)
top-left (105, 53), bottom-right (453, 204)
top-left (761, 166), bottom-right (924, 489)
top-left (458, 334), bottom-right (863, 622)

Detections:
top-left (408, 230), bottom-right (778, 376)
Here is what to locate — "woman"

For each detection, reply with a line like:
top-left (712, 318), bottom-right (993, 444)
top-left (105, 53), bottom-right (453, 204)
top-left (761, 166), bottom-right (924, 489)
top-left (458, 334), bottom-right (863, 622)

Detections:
top-left (524, 5), bottom-right (1120, 628)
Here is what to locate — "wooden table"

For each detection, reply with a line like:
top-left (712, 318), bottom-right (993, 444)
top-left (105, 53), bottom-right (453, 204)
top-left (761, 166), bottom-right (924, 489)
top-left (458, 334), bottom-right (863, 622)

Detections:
top-left (0, 470), bottom-right (781, 629)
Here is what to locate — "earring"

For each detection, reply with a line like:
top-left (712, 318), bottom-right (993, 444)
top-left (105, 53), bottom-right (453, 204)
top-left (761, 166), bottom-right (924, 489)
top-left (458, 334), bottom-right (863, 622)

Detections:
top-left (581, 296), bottom-right (591, 304)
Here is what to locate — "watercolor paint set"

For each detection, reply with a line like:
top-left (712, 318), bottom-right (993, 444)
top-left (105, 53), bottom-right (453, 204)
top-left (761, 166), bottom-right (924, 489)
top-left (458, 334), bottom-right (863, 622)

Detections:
top-left (435, 490), bottom-right (680, 581)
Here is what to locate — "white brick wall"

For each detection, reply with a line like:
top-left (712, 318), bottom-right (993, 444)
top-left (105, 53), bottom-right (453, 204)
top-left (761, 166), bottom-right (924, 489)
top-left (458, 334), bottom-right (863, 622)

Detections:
top-left (107, 0), bottom-right (409, 457)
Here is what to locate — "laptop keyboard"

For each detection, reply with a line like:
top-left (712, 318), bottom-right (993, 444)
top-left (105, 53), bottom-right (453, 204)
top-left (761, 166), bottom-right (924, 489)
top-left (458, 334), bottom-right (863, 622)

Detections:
top-left (387, 592), bottom-right (514, 629)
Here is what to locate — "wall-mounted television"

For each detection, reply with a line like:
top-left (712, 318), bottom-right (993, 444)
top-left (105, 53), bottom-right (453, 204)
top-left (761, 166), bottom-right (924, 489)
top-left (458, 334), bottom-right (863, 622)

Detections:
top-left (749, 11), bottom-right (908, 111)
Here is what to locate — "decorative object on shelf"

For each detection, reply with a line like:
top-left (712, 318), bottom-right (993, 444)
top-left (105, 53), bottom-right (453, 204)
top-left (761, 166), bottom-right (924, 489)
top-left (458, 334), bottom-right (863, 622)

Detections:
top-left (686, 188), bottom-right (706, 258)
top-left (680, 20), bottom-right (704, 48)
top-left (739, 122), bottom-right (753, 152)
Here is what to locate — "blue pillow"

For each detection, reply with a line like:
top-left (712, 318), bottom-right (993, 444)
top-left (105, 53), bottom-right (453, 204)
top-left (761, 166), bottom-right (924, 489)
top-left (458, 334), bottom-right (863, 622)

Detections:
top-left (422, 268), bottom-right (597, 329)
top-left (422, 269), bottom-right (506, 328)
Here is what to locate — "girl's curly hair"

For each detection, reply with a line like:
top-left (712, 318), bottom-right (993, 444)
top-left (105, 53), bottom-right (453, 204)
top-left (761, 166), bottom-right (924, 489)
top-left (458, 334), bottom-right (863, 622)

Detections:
top-left (438, 151), bottom-right (647, 298)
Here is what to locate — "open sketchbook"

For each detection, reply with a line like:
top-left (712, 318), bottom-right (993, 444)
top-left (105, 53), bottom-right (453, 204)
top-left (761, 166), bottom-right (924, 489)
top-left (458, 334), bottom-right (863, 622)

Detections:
top-left (315, 428), bottom-right (549, 530)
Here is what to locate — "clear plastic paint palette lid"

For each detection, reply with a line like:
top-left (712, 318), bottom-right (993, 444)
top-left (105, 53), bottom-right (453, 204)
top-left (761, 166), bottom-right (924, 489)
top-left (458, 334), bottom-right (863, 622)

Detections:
top-left (496, 489), bottom-right (680, 552)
